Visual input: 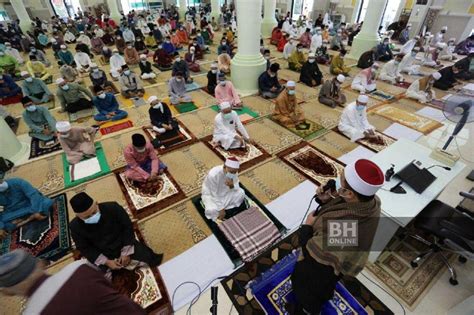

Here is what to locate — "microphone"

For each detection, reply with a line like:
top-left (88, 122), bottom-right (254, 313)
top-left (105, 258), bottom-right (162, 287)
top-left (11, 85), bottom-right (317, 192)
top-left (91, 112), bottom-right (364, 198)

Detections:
top-left (210, 286), bottom-right (218, 315)
top-left (425, 165), bottom-right (451, 171)
top-left (312, 179), bottom-right (336, 200)
top-left (459, 191), bottom-right (474, 199)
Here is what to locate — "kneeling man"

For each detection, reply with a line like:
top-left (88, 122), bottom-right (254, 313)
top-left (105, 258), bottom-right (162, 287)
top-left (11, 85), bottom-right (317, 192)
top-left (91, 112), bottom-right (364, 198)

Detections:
top-left (212, 102), bottom-right (250, 150)
top-left (56, 121), bottom-right (97, 164)
top-left (273, 81), bottom-right (305, 128)
top-left (338, 94), bottom-right (380, 142)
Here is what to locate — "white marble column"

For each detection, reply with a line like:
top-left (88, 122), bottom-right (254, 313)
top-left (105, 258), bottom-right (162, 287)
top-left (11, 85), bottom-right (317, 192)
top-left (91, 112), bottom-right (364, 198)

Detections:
top-left (261, 0), bottom-right (277, 38)
top-left (347, 0), bottom-right (388, 61)
top-left (107, 0), bottom-right (122, 22)
top-left (350, 0), bottom-right (362, 24)
top-left (231, 0), bottom-right (267, 95)
top-left (0, 118), bottom-right (29, 164)
top-left (210, 0), bottom-right (221, 20)
top-left (179, 0), bottom-right (187, 21)
top-left (9, 0), bottom-right (32, 33)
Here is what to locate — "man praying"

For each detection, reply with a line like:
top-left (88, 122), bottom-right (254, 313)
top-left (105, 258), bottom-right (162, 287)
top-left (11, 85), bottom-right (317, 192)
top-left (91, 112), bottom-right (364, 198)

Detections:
top-left (56, 78), bottom-right (94, 114)
top-left (69, 192), bottom-right (163, 273)
top-left (272, 81), bottom-right (306, 128)
top-left (201, 157), bottom-right (246, 221)
top-left (119, 65), bottom-right (145, 98)
top-left (300, 53), bottom-right (323, 87)
top-left (22, 96), bottom-right (56, 141)
top-left (379, 54), bottom-right (404, 84)
top-left (212, 102), bottom-right (250, 150)
top-left (148, 95), bottom-right (178, 134)
top-left (406, 72), bottom-right (441, 103)
top-left (351, 63), bottom-right (379, 93)
top-left (338, 94), bottom-right (380, 142)
top-left (318, 75), bottom-right (347, 108)
top-left (215, 73), bottom-right (242, 109)
top-left (21, 71), bottom-right (53, 104)
top-left (330, 49), bottom-right (350, 76)
top-left (168, 71), bottom-right (192, 105)
top-left (93, 85), bottom-right (128, 122)
top-left (56, 121), bottom-right (96, 165)
top-left (258, 63), bottom-right (284, 99)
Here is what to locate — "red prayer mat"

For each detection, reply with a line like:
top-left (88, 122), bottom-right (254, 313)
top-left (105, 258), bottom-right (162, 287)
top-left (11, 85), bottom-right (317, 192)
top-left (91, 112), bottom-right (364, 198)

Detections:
top-left (99, 120), bottom-right (134, 135)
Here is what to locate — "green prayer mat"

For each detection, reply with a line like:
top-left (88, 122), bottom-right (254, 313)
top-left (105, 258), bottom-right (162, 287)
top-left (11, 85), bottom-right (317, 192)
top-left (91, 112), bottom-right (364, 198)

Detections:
top-left (175, 102), bottom-right (198, 113)
top-left (210, 105), bottom-right (260, 119)
top-left (282, 119), bottom-right (328, 140)
top-left (62, 143), bottom-right (111, 188)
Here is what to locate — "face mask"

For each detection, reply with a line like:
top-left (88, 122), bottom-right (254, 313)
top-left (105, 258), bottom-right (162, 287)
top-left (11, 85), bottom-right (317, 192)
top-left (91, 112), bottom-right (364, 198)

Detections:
top-left (219, 81), bottom-right (226, 86)
top-left (31, 48), bottom-right (36, 52)
top-left (175, 57), bottom-right (181, 62)
top-left (60, 132), bottom-right (70, 138)
top-left (26, 77), bottom-right (33, 82)
top-left (62, 84), bottom-right (69, 91)
top-left (176, 78), bottom-right (182, 82)
top-left (127, 45), bottom-right (132, 49)
top-left (84, 211), bottom-right (101, 224)
top-left (211, 69), bottom-right (217, 74)
top-left (269, 73), bottom-right (276, 78)
top-left (153, 102), bottom-right (163, 110)
top-left (135, 146), bottom-right (146, 153)
top-left (26, 105), bottom-right (37, 112)
top-left (97, 93), bottom-right (106, 99)
top-left (225, 172), bottom-right (237, 180)
top-left (264, 56), bottom-right (270, 60)
top-left (222, 42), bottom-right (227, 45)
top-left (356, 104), bottom-right (365, 112)
top-left (0, 181), bottom-right (8, 192)
top-left (308, 59), bottom-right (315, 63)
top-left (288, 90), bottom-right (295, 96)
top-left (394, 61), bottom-right (400, 65)
top-left (223, 112), bottom-right (233, 120)
top-left (124, 70), bottom-right (131, 76)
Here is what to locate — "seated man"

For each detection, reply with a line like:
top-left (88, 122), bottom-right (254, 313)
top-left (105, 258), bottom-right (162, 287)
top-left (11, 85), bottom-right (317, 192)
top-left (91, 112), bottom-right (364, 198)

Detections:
top-left (433, 65), bottom-right (459, 91)
top-left (148, 95), bottom-right (178, 134)
top-left (357, 47), bottom-right (377, 69)
top-left (119, 65), bottom-right (145, 98)
top-left (277, 33), bottom-right (288, 53)
top-left (351, 63), bottom-right (379, 93)
top-left (202, 157), bottom-right (246, 221)
top-left (399, 49), bottom-right (421, 75)
top-left (162, 36), bottom-right (177, 56)
top-left (330, 49), bottom-right (350, 76)
top-left (109, 49), bottom-right (126, 79)
top-left (89, 63), bottom-right (114, 92)
top-left (258, 63), bottom-right (284, 99)
top-left (0, 175), bottom-right (53, 238)
top-left (58, 45), bottom-right (75, 66)
top-left (4, 42), bottom-right (23, 65)
top-left (439, 38), bottom-right (456, 61)
top-left (338, 94), bottom-right (380, 142)
top-left (315, 45), bottom-right (330, 65)
top-left (376, 37), bottom-right (393, 61)
top-left (300, 53), bottom-right (323, 87)
top-left (299, 28), bottom-right (312, 48)
top-left (153, 43), bottom-right (173, 70)
top-left (124, 133), bottom-right (166, 183)
top-left (379, 54), bottom-right (404, 84)
top-left (0, 50), bottom-right (19, 77)
top-left (217, 52), bottom-right (231, 74)
top-left (453, 53), bottom-right (473, 80)
top-left (69, 192), bottom-right (163, 273)
top-left (56, 78), bottom-right (94, 113)
top-left (319, 75), bottom-right (347, 108)
top-left (93, 85), bottom-right (128, 122)
top-left (138, 54), bottom-right (156, 80)
top-left (74, 49), bottom-right (93, 73)
top-left (60, 64), bottom-right (81, 84)
top-left (284, 38), bottom-right (297, 60)
top-left (271, 27), bottom-right (283, 45)
top-left (399, 24), bottom-right (411, 44)
top-left (168, 71), bottom-right (192, 105)
top-left (406, 72), bottom-right (441, 103)
top-left (172, 53), bottom-right (192, 83)
top-left (288, 43), bottom-right (306, 71)
top-left (206, 63), bottom-right (219, 95)
top-left (422, 44), bottom-right (443, 68)
top-left (212, 102), bottom-right (250, 150)
top-left (185, 46), bottom-right (201, 73)
top-left (0, 74), bottom-right (22, 105)
top-left (273, 81), bottom-right (305, 128)
top-left (124, 42), bottom-right (140, 65)
top-left (290, 158), bottom-right (384, 315)
top-left (330, 29), bottom-right (344, 51)
top-left (56, 121), bottom-right (96, 164)
top-left (21, 96), bottom-right (56, 141)
top-left (26, 55), bottom-right (52, 83)
top-left (215, 73), bottom-right (242, 109)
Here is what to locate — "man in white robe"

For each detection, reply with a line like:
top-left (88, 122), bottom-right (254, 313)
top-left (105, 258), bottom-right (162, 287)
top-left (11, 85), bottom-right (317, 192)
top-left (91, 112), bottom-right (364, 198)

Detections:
top-left (77, 31), bottom-right (91, 48)
top-left (399, 50), bottom-right (421, 75)
top-left (282, 18), bottom-right (291, 34)
top-left (432, 26), bottom-right (447, 46)
top-left (379, 54), bottom-right (404, 84)
top-left (202, 157), bottom-right (246, 221)
top-left (351, 63), bottom-right (378, 93)
top-left (212, 102), bottom-right (250, 150)
top-left (338, 94), bottom-right (379, 142)
top-left (74, 50), bottom-right (93, 72)
top-left (109, 49), bottom-right (126, 79)
top-left (283, 39), bottom-right (296, 60)
top-left (310, 27), bottom-right (323, 52)
top-left (399, 36), bottom-right (420, 55)
top-left (406, 72), bottom-right (441, 103)
top-left (439, 38), bottom-right (456, 61)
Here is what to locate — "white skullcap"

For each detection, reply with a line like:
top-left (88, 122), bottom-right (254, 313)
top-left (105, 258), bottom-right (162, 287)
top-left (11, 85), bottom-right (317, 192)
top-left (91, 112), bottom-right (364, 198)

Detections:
top-left (56, 78), bottom-right (65, 85)
top-left (441, 26), bottom-right (448, 31)
top-left (219, 101), bottom-right (231, 110)
top-left (56, 121), bottom-right (71, 133)
top-left (20, 71), bottom-right (29, 77)
top-left (437, 43), bottom-right (446, 49)
top-left (357, 94), bottom-right (369, 103)
top-left (147, 95), bottom-right (158, 103)
top-left (60, 44), bottom-right (66, 49)
top-left (286, 81), bottom-right (296, 87)
top-left (140, 54), bottom-right (147, 58)
top-left (90, 63), bottom-right (97, 68)
top-left (432, 72), bottom-right (441, 80)
top-left (308, 53), bottom-right (316, 58)
top-left (210, 63), bottom-right (218, 68)
top-left (344, 159), bottom-right (384, 196)
top-left (449, 37), bottom-right (456, 42)
top-left (225, 157), bottom-right (240, 169)
top-left (4, 42), bottom-right (10, 45)
top-left (336, 74), bottom-right (345, 83)
top-left (79, 31), bottom-right (84, 34)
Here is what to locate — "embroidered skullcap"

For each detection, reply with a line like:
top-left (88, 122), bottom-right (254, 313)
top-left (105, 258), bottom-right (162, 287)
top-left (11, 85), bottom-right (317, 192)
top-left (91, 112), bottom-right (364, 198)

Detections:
top-left (147, 95), bottom-right (158, 103)
top-left (225, 157), bottom-right (240, 169)
top-left (219, 101), bottom-right (231, 110)
top-left (357, 94), bottom-right (369, 103)
top-left (55, 121), bottom-right (71, 133)
top-left (336, 74), bottom-right (345, 83)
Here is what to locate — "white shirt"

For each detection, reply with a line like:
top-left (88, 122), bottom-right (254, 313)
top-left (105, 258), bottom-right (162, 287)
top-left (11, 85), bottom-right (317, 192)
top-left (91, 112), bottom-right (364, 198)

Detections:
top-left (338, 102), bottom-right (374, 142)
top-left (77, 34), bottom-right (91, 47)
top-left (380, 60), bottom-right (402, 79)
top-left (212, 111), bottom-right (249, 150)
top-left (110, 54), bottom-right (126, 71)
top-left (73, 52), bottom-right (92, 69)
top-left (310, 34), bottom-right (322, 51)
top-left (400, 39), bottom-right (417, 55)
top-left (283, 42), bottom-right (296, 59)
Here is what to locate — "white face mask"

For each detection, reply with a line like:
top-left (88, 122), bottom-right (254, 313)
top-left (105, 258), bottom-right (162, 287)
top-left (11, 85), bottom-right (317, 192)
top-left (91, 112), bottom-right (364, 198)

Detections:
top-left (97, 93), bottom-right (106, 99)
top-left (0, 181), bottom-right (8, 192)
top-left (211, 69), bottom-right (217, 74)
top-left (219, 81), bottom-right (226, 86)
top-left (92, 68), bottom-right (99, 73)
top-left (175, 57), bottom-right (181, 62)
top-left (176, 78), bottom-right (182, 82)
top-left (25, 77), bottom-right (33, 82)
top-left (308, 59), bottom-right (315, 63)
top-left (135, 146), bottom-right (146, 153)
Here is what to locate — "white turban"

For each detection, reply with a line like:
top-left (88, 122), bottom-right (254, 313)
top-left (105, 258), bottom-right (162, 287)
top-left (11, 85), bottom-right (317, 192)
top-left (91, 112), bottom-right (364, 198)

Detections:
top-left (225, 157), bottom-right (240, 169)
top-left (56, 78), bottom-right (65, 85)
top-left (219, 101), bottom-right (231, 110)
top-left (357, 94), bottom-right (369, 103)
top-left (147, 95), bottom-right (158, 103)
top-left (60, 44), bottom-right (66, 49)
top-left (20, 71), bottom-right (29, 77)
top-left (441, 26), bottom-right (448, 31)
top-left (286, 80), bottom-right (296, 87)
top-left (344, 159), bottom-right (384, 196)
top-left (432, 72), bottom-right (441, 80)
top-left (336, 74), bottom-right (345, 83)
top-left (56, 121), bottom-right (71, 133)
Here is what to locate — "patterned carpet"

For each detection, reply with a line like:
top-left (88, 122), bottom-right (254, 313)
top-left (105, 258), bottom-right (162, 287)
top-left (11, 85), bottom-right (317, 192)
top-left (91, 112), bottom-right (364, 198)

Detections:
top-left (309, 130), bottom-right (358, 158)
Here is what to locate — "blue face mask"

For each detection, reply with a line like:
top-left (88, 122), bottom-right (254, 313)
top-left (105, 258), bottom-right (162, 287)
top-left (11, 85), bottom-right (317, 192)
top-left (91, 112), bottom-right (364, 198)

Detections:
top-left (62, 84), bottom-right (69, 91)
top-left (226, 172), bottom-right (237, 180)
top-left (356, 105), bottom-right (365, 112)
top-left (334, 178), bottom-right (341, 191)
top-left (26, 105), bottom-right (37, 112)
top-left (0, 181), bottom-right (9, 192)
top-left (223, 112), bottom-right (233, 120)
top-left (84, 211), bottom-right (101, 224)
top-left (288, 90), bottom-right (295, 96)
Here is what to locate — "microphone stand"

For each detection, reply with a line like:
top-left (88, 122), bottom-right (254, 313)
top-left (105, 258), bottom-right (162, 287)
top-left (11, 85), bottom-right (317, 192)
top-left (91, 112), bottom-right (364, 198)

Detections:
top-left (210, 286), bottom-right (218, 315)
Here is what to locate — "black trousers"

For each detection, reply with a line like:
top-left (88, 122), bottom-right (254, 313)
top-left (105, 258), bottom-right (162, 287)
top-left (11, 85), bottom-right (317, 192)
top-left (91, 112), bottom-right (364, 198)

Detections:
top-left (65, 98), bottom-right (93, 113)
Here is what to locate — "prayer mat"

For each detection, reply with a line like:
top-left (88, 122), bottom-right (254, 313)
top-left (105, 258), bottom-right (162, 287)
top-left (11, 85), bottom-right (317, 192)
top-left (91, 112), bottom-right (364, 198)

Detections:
top-left (210, 105), bottom-right (260, 124)
top-left (222, 231), bottom-right (393, 315)
top-left (138, 199), bottom-right (211, 263)
top-left (99, 119), bottom-right (134, 135)
top-left (111, 265), bottom-right (172, 314)
top-left (116, 169), bottom-right (186, 220)
top-left (142, 123), bottom-right (197, 154)
top-left (154, 64), bottom-right (173, 71)
top-left (192, 186), bottom-right (285, 266)
top-left (132, 97), bottom-right (148, 107)
top-left (101, 129), bottom-right (148, 171)
top-left (332, 128), bottom-right (396, 153)
top-left (68, 107), bottom-right (96, 122)
top-left (372, 105), bottom-right (443, 135)
top-left (309, 131), bottom-right (359, 159)
top-left (276, 118), bottom-right (328, 140)
top-left (277, 142), bottom-right (345, 185)
top-left (0, 194), bottom-right (70, 262)
top-left (174, 101), bottom-right (198, 113)
top-left (368, 89), bottom-right (395, 102)
top-left (62, 143), bottom-right (111, 188)
top-left (394, 81), bottom-right (412, 89)
top-left (249, 250), bottom-right (368, 315)
top-left (117, 93), bottom-right (151, 108)
top-left (185, 81), bottom-right (202, 92)
top-left (299, 102), bottom-right (342, 130)
top-left (375, 81), bottom-right (408, 96)
top-left (143, 77), bottom-right (158, 86)
top-left (218, 206), bottom-right (281, 262)
top-left (241, 95), bottom-right (274, 116)
top-left (177, 107), bottom-right (217, 138)
top-left (366, 227), bottom-right (454, 309)
top-left (29, 137), bottom-right (61, 159)
top-left (245, 118), bottom-right (302, 155)
top-left (201, 135), bottom-right (271, 171)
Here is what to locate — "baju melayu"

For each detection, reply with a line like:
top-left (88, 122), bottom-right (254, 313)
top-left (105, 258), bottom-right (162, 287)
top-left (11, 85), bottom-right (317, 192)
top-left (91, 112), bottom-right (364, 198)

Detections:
top-left (338, 102), bottom-right (374, 141)
top-left (149, 102), bottom-right (178, 134)
top-left (123, 142), bottom-right (166, 182)
top-left (215, 81), bottom-right (241, 107)
top-left (58, 127), bottom-right (96, 164)
top-left (273, 91), bottom-right (305, 128)
top-left (93, 93), bottom-right (128, 121)
top-left (168, 77), bottom-right (191, 105)
top-left (22, 105), bottom-right (56, 140)
top-left (212, 111), bottom-right (249, 150)
top-left (351, 68), bottom-right (377, 93)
